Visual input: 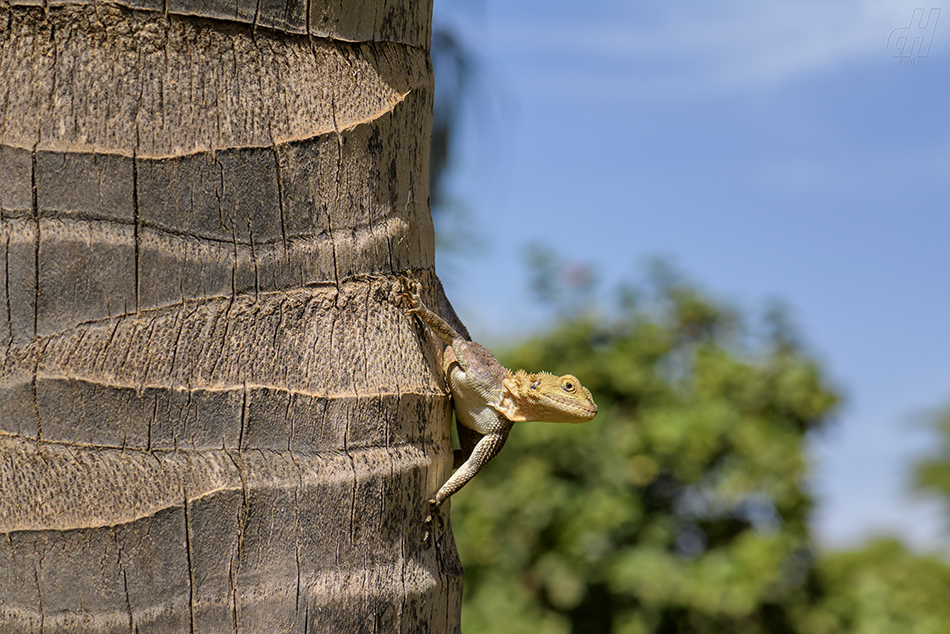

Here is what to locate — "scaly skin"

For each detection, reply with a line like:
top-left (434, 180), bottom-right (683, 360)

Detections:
top-left (400, 276), bottom-right (597, 544)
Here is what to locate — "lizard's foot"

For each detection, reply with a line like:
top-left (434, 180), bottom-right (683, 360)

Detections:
top-left (422, 499), bottom-right (444, 549)
top-left (397, 273), bottom-right (423, 314)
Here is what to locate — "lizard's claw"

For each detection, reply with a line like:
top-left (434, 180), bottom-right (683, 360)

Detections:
top-left (422, 499), bottom-right (443, 549)
top-left (397, 273), bottom-right (423, 314)
top-left (399, 274), bottom-right (423, 314)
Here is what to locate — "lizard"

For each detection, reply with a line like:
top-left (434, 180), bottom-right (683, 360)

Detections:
top-left (399, 276), bottom-right (598, 544)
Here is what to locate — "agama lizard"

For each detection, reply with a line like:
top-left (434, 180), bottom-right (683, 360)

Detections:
top-left (400, 277), bottom-right (598, 543)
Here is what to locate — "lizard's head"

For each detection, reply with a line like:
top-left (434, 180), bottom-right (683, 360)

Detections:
top-left (500, 370), bottom-right (598, 423)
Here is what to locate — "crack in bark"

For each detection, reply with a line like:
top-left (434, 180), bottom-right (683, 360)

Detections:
top-left (30, 146), bottom-right (38, 341)
top-left (132, 150), bottom-right (140, 313)
top-left (182, 493), bottom-right (196, 634)
top-left (3, 232), bottom-right (12, 346)
top-left (136, 316), bottom-right (160, 393)
top-left (33, 545), bottom-right (44, 632)
top-left (238, 381), bottom-right (247, 452)
top-left (223, 448), bottom-right (247, 634)
top-left (30, 363), bottom-right (41, 441)
top-left (272, 145), bottom-right (288, 253)
top-left (248, 220), bottom-right (259, 300)
top-left (115, 529), bottom-right (135, 633)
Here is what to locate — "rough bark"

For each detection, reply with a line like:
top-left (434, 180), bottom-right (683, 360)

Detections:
top-left (0, 1), bottom-right (461, 631)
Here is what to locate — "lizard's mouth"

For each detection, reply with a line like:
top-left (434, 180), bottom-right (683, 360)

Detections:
top-left (542, 394), bottom-right (598, 422)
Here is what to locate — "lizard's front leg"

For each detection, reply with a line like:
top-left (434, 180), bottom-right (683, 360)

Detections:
top-left (399, 275), bottom-right (463, 346)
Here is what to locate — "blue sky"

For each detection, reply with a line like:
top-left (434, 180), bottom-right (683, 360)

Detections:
top-left (432, 0), bottom-right (950, 551)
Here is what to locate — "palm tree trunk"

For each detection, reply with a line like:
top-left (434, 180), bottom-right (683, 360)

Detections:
top-left (0, 2), bottom-right (461, 631)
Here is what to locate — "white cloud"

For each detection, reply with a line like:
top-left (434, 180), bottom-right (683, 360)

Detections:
top-left (486, 0), bottom-right (943, 100)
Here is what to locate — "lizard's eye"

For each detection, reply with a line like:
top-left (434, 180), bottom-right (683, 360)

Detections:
top-left (560, 378), bottom-right (576, 393)
top-left (530, 380), bottom-right (541, 390)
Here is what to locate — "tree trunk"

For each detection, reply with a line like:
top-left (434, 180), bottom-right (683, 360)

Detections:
top-left (0, 2), bottom-right (461, 631)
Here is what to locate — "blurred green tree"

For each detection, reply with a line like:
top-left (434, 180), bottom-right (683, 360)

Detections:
top-left (914, 405), bottom-right (950, 525)
top-left (451, 256), bottom-right (841, 633)
top-left (801, 538), bottom-right (950, 634)
top-left (789, 404), bottom-right (950, 633)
